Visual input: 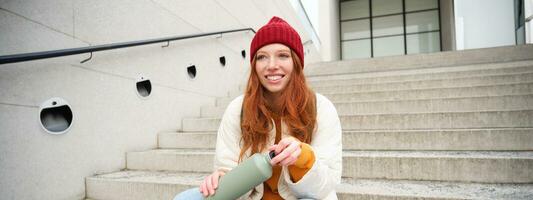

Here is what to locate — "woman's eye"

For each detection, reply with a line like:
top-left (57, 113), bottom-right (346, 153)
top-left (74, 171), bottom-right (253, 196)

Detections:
top-left (279, 54), bottom-right (290, 59)
top-left (257, 55), bottom-right (267, 60)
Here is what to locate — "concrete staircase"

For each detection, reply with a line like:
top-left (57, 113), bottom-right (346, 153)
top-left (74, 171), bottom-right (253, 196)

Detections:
top-left (85, 45), bottom-right (533, 199)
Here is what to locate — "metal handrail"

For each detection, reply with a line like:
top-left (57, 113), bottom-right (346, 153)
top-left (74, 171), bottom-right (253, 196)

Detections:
top-left (0, 28), bottom-right (255, 65)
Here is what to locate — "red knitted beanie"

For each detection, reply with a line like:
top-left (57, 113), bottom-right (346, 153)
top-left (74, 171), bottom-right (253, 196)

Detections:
top-left (250, 16), bottom-right (304, 67)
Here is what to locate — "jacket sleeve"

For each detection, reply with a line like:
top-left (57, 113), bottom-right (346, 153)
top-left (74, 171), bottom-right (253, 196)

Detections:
top-left (213, 95), bottom-right (244, 173)
top-left (281, 94), bottom-right (343, 199)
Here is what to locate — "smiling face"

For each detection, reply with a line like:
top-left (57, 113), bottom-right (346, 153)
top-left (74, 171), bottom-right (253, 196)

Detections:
top-left (254, 43), bottom-right (294, 98)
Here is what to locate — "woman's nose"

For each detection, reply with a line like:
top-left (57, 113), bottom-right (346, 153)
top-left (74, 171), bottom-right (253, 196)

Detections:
top-left (266, 57), bottom-right (279, 69)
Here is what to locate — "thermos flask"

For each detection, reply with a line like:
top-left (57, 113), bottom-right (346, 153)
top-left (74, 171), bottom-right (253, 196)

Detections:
top-left (206, 151), bottom-right (276, 200)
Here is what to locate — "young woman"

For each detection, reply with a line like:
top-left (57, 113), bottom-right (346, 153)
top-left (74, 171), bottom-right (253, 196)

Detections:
top-left (174, 16), bottom-right (342, 200)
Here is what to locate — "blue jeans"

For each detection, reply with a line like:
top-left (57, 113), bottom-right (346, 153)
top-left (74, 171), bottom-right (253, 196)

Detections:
top-left (173, 188), bottom-right (204, 200)
top-left (172, 187), bottom-right (315, 200)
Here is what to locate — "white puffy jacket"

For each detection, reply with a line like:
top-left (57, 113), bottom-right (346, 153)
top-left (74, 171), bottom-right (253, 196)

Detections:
top-left (213, 93), bottom-right (342, 200)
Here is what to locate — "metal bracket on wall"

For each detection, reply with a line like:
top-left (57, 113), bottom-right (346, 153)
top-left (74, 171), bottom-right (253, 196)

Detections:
top-left (80, 52), bottom-right (93, 63)
top-left (162, 41), bottom-right (170, 48)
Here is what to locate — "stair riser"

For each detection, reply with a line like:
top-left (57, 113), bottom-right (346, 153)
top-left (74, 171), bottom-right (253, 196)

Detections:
top-left (126, 151), bottom-right (533, 183)
top-left (308, 63), bottom-right (533, 86)
top-left (325, 83), bottom-right (533, 102)
top-left (228, 89), bottom-right (243, 98)
top-left (183, 118), bottom-right (221, 132)
top-left (200, 106), bottom-right (226, 118)
top-left (305, 45), bottom-right (533, 76)
top-left (86, 179), bottom-right (453, 200)
top-left (343, 156), bottom-right (533, 183)
top-left (159, 129), bottom-right (533, 151)
top-left (184, 110), bottom-right (533, 132)
top-left (205, 95), bottom-right (533, 117)
top-left (345, 129), bottom-right (533, 150)
top-left (342, 110), bottom-right (533, 130)
top-left (86, 179), bottom-right (194, 200)
top-left (127, 152), bottom-right (214, 172)
top-left (336, 193), bottom-right (452, 200)
top-left (159, 133), bottom-right (216, 149)
top-left (313, 73), bottom-right (533, 94)
top-left (126, 152), bottom-right (214, 172)
top-left (217, 83), bottom-right (533, 107)
top-left (335, 95), bottom-right (533, 115)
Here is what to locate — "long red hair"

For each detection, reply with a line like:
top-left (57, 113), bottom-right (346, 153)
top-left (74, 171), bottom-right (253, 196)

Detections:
top-left (239, 50), bottom-right (316, 161)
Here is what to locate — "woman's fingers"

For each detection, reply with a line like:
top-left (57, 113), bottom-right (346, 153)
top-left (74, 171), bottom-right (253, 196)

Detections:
top-left (270, 138), bottom-right (301, 166)
top-left (275, 139), bottom-right (289, 154)
top-left (212, 171), bottom-right (221, 189)
top-left (200, 170), bottom-right (225, 197)
top-left (206, 174), bottom-right (214, 195)
top-left (280, 146), bottom-right (301, 166)
top-left (200, 176), bottom-right (209, 196)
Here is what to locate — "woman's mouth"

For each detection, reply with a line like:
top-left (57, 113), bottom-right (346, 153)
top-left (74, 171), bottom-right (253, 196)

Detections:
top-left (266, 75), bottom-right (284, 81)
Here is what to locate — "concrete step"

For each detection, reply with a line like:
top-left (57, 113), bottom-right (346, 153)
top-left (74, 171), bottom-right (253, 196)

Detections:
top-left (159, 128), bottom-right (533, 151)
top-left (85, 170), bottom-right (200, 200)
top-left (127, 149), bottom-right (213, 172)
top-left (334, 94), bottom-right (533, 115)
top-left (86, 170), bottom-right (533, 200)
top-left (204, 94), bottom-right (533, 118)
top-left (341, 109), bottom-right (533, 130)
top-left (312, 72), bottom-right (533, 94)
top-left (324, 82), bottom-right (533, 102)
top-left (183, 110), bottom-right (533, 132)
top-left (200, 105), bottom-right (226, 118)
top-left (227, 88), bottom-right (244, 98)
top-left (304, 44), bottom-right (533, 77)
top-left (307, 59), bottom-right (533, 85)
top-left (158, 132), bottom-right (216, 149)
top-left (343, 128), bottom-right (533, 151)
top-left (336, 178), bottom-right (533, 200)
top-left (125, 149), bottom-right (533, 183)
top-left (217, 82), bottom-right (533, 107)
top-left (183, 117), bottom-right (221, 132)
top-left (342, 150), bottom-right (533, 183)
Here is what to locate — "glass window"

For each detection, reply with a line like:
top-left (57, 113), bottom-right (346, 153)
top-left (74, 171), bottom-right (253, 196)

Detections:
top-left (339, 0), bottom-right (441, 59)
top-left (406, 10), bottom-right (439, 33)
top-left (407, 32), bottom-right (440, 54)
top-left (372, 0), bottom-right (402, 16)
top-left (341, 19), bottom-right (370, 40)
top-left (342, 40), bottom-right (371, 59)
top-left (372, 14), bottom-right (403, 37)
top-left (373, 36), bottom-right (404, 57)
top-left (341, 0), bottom-right (369, 20)
top-left (405, 0), bottom-right (438, 12)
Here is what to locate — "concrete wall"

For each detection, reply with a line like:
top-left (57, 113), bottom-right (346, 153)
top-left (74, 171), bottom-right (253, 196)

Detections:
top-left (440, 0), bottom-right (456, 51)
top-left (0, 0), bottom-right (321, 199)
top-left (454, 0), bottom-right (516, 50)
top-left (526, 0), bottom-right (533, 43)
top-left (318, 0), bottom-right (340, 61)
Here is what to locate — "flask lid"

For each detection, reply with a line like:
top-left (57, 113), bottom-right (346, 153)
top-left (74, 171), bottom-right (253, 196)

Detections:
top-left (268, 151), bottom-right (276, 159)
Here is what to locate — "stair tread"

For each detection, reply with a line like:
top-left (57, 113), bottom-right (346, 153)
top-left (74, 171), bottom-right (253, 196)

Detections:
top-left (308, 62), bottom-right (533, 82)
top-left (332, 93), bottom-right (533, 104)
top-left (338, 178), bottom-right (533, 199)
top-left (88, 170), bottom-right (533, 199)
top-left (207, 94), bottom-right (533, 109)
top-left (185, 109), bottom-right (533, 121)
top-left (318, 81), bottom-right (533, 95)
top-left (311, 71), bottom-right (533, 88)
top-left (136, 149), bottom-right (533, 159)
top-left (88, 170), bottom-right (204, 185)
top-left (163, 127), bottom-right (533, 135)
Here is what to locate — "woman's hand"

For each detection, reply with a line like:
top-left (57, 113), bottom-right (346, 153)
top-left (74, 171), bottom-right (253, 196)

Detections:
top-left (269, 137), bottom-right (302, 166)
top-left (199, 170), bottom-right (226, 197)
